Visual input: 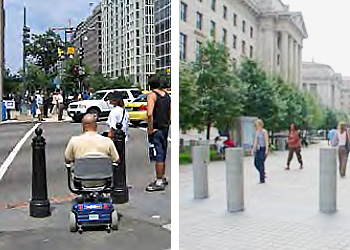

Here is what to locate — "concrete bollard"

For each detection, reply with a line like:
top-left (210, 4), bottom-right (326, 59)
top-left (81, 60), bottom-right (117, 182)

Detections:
top-left (225, 148), bottom-right (244, 212)
top-left (319, 147), bottom-right (337, 214)
top-left (192, 145), bottom-right (210, 199)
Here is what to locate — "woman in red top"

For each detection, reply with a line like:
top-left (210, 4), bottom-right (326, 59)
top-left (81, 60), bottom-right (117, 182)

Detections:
top-left (286, 123), bottom-right (303, 170)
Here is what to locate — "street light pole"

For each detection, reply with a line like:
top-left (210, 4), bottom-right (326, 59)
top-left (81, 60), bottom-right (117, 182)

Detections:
top-left (0, 0), bottom-right (4, 122)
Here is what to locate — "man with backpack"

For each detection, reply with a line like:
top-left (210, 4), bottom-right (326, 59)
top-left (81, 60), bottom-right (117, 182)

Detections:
top-left (146, 76), bottom-right (171, 192)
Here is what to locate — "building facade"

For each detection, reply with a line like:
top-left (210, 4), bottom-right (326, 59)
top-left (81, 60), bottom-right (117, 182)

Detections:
top-left (179, 0), bottom-right (308, 85)
top-left (72, 4), bottom-right (102, 74)
top-left (101, 0), bottom-right (155, 89)
top-left (302, 62), bottom-right (342, 110)
top-left (340, 77), bottom-right (350, 114)
top-left (155, 0), bottom-right (171, 71)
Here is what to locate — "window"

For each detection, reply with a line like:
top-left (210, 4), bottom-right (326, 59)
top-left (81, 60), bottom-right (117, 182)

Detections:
top-left (222, 28), bottom-right (227, 44)
top-left (180, 33), bottom-right (187, 61)
top-left (223, 5), bottom-right (227, 19)
top-left (196, 12), bottom-right (203, 30)
top-left (180, 2), bottom-right (187, 21)
top-left (277, 34), bottom-right (281, 49)
top-left (210, 21), bottom-right (216, 39)
top-left (233, 13), bottom-right (237, 26)
top-left (242, 40), bottom-right (246, 55)
top-left (233, 35), bottom-right (237, 49)
top-left (211, 0), bottom-right (216, 11)
top-left (242, 20), bottom-right (246, 33)
top-left (250, 46), bottom-right (253, 58)
top-left (310, 83), bottom-right (317, 94)
top-left (250, 27), bottom-right (254, 38)
top-left (196, 41), bottom-right (202, 62)
top-left (277, 54), bottom-right (280, 65)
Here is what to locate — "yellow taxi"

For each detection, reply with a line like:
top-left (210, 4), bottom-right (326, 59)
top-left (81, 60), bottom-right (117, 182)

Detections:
top-left (125, 90), bottom-right (171, 125)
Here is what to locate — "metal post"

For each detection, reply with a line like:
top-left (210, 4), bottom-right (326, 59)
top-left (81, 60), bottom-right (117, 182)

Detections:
top-left (192, 145), bottom-right (209, 199)
top-left (319, 147), bottom-right (337, 214)
top-left (79, 35), bottom-right (83, 94)
top-left (226, 148), bottom-right (244, 212)
top-left (29, 128), bottom-right (51, 217)
top-left (22, 6), bottom-right (26, 108)
top-left (111, 127), bottom-right (129, 204)
top-left (0, 0), bottom-right (4, 122)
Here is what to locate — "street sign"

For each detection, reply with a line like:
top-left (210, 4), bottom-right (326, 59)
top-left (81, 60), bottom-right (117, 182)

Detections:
top-left (67, 46), bottom-right (75, 56)
top-left (165, 67), bottom-right (170, 75)
top-left (4, 100), bottom-right (15, 110)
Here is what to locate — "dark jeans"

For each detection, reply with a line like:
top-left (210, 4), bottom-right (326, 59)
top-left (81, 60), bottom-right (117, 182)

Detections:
top-left (149, 128), bottom-right (169, 162)
top-left (287, 147), bottom-right (303, 166)
top-left (254, 147), bottom-right (266, 182)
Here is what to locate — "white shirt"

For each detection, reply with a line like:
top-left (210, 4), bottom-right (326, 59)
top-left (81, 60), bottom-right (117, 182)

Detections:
top-left (36, 94), bottom-right (43, 105)
top-left (52, 94), bottom-right (57, 104)
top-left (57, 94), bottom-right (64, 104)
top-left (106, 106), bottom-right (129, 141)
top-left (337, 131), bottom-right (347, 146)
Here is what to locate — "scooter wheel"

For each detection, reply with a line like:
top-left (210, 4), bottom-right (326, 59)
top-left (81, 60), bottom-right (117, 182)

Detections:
top-left (69, 212), bottom-right (77, 232)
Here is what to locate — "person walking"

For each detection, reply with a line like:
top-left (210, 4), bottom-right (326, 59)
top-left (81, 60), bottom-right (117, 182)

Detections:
top-left (328, 126), bottom-right (337, 147)
top-left (57, 91), bottom-right (64, 121)
top-left (251, 119), bottom-right (269, 184)
top-left (145, 76), bottom-right (171, 192)
top-left (286, 123), bottom-right (303, 170)
top-left (30, 95), bottom-right (37, 119)
top-left (334, 122), bottom-right (349, 178)
top-left (35, 91), bottom-right (44, 121)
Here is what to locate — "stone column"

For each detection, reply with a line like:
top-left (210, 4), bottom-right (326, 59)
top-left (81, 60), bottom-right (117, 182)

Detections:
top-left (281, 31), bottom-right (289, 81)
top-left (294, 41), bottom-right (299, 85)
top-left (288, 36), bottom-right (294, 83)
top-left (299, 45), bottom-right (302, 87)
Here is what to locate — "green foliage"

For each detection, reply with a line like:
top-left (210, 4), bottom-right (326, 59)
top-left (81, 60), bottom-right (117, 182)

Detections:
top-left (87, 72), bottom-right (133, 91)
top-left (155, 69), bottom-right (171, 88)
top-left (3, 68), bottom-right (21, 94)
top-left (18, 63), bottom-right (50, 92)
top-left (303, 92), bottom-right (325, 129)
top-left (190, 42), bottom-right (245, 137)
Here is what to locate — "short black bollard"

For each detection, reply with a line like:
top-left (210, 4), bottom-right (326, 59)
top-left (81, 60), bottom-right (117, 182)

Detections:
top-left (111, 127), bottom-right (129, 204)
top-left (29, 127), bottom-right (51, 217)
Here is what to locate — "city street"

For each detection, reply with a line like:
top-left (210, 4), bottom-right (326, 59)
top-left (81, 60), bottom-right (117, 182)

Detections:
top-left (180, 141), bottom-right (350, 250)
top-left (0, 122), bottom-right (171, 250)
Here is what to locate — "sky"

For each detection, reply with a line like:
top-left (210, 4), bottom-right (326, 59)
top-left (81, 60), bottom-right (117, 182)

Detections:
top-left (284, 0), bottom-right (350, 76)
top-left (4, 0), bottom-right (100, 74)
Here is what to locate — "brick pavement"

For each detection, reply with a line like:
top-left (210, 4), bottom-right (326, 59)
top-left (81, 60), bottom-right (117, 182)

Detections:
top-left (180, 141), bottom-right (350, 250)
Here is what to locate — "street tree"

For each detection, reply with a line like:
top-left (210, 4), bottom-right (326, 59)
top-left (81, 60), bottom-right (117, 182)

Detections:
top-left (192, 41), bottom-right (245, 139)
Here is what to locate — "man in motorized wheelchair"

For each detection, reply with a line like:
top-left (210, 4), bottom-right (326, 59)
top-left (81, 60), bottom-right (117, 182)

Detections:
top-left (64, 114), bottom-right (120, 233)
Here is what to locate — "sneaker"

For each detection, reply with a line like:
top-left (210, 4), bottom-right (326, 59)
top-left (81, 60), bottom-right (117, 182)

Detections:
top-left (162, 177), bottom-right (169, 186)
top-left (146, 181), bottom-right (165, 192)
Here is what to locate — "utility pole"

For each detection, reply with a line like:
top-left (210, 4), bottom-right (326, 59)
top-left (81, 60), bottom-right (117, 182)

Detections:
top-left (0, 0), bottom-right (4, 122)
top-left (22, 7), bottom-right (30, 106)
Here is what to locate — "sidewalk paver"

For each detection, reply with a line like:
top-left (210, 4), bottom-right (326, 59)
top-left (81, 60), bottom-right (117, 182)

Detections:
top-left (180, 141), bottom-right (350, 250)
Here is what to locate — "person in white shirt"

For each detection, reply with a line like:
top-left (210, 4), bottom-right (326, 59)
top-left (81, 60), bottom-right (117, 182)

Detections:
top-left (35, 91), bottom-right (44, 121)
top-left (334, 122), bottom-right (349, 177)
top-left (57, 91), bottom-right (64, 121)
top-left (106, 91), bottom-right (129, 142)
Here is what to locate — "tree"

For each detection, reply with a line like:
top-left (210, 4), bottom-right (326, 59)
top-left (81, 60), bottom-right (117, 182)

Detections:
top-left (237, 60), bottom-right (279, 132)
top-left (18, 63), bottom-right (50, 93)
top-left (323, 108), bottom-right (338, 130)
top-left (155, 69), bottom-right (171, 88)
top-left (303, 92), bottom-right (324, 129)
top-left (3, 68), bottom-right (21, 94)
top-left (87, 73), bottom-right (133, 91)
top-left (26, 29), bottom-right (63, 72)
top-left (191, 41), bottom-right (245, 139)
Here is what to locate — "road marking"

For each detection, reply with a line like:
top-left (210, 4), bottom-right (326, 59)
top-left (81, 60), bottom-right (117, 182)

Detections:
top-left (0, 123), bottom-right (40, 181)
top-left (162, 223), bottom-right (171, 231)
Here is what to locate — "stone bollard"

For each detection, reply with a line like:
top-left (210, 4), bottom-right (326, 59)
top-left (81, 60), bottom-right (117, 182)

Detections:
top-left (192, 145), bottom-right (209, 199)
top-left (225, 148), bottom-right (244, 212)
top-left (180, 138), bottom-right (185, 152)
top-left (319, 147), bottom-right (337, 214)
top-left (111, 126), bottom-right (129, 204)
top-left (29, 127), bottom-right (51, 217)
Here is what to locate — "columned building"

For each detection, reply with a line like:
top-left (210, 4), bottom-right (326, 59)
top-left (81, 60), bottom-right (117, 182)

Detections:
top-left (340, 77), bottom-right (350, 114)
top-left (101, 0), bottom-right (155, 89)
top-left (302, 62), bottom-right (342, 110)
top-left (179, 0), bottom-right (308, 85)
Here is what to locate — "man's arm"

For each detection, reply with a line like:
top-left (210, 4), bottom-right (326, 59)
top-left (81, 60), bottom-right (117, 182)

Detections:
top-left (147, 93), bottom-right (156, 135)
top-left (64, 138), bottom-right (75, 164)
top-left (108, 140), bottom-right (120, 162)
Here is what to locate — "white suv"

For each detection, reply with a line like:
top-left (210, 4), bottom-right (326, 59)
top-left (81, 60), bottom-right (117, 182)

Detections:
top-left (67, 88), bottom-right (142, 122)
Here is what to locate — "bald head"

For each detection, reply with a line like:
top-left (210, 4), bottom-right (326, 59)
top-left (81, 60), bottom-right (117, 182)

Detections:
top-left (82, 114), bottom-right (97, 132)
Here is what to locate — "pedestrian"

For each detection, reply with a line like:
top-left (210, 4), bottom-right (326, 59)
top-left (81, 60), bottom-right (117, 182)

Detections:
top-left (286, 123), bottom-right (303, 170)
top-left (35, 91), bottom-right (44, 121)
top-left (251, 119), bottom-right (269, 184)
top-left (43, 92), bottom-right (49, 118)
top-left (145, 76), bottom-right (171, 192)
top-left (57, 91), bottom-right (64, 121)
top-left (14, 94), bottom-right (21, 112)
top-left (328, 126), bottom-right (337, 147)
top-left (50, 92), bottom-right (57, 114)
top-left (333, 122), bottom-right (349, 178)
top-left (30, 95), bottom-right (37, 119)
top-left (106, 91), bottom-right (130, 142)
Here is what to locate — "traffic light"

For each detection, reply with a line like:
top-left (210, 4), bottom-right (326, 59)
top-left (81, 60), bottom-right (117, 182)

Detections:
top-left (72, 65), bottom-right (79, 76)
top-left (57, 48), bottom-right (65, 60)
top-left (23, 26), bottom-right (30, 44)
top-left (78, 47), bottom-right (85, 60)
top-left (67, 46), bottom-right (75, 59)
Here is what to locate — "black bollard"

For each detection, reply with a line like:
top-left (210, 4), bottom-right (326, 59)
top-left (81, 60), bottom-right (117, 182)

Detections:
top-left (111, 127), bottom-right (129, 204)
top-left (29, 127), bottom-right (51, 217)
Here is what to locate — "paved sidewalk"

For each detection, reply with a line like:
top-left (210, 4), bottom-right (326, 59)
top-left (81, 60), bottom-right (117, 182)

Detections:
top-left (180, 141), bottom-right (350, 250)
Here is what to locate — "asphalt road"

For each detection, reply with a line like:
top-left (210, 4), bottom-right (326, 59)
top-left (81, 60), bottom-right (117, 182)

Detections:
top-left (0, 122), bottom-right (171, 250)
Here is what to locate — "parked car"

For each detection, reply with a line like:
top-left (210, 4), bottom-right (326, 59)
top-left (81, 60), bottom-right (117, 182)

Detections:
top-left (125, 90), bottom-right (171, 126)
top-left (67, 88), bottom-right (142, 122)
